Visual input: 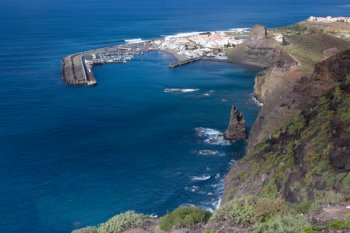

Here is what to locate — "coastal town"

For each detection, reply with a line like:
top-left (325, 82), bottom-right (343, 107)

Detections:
top-left (62, 29), bottom-right (251, 85)
top-left (307, 16), bottom-right (350, 23)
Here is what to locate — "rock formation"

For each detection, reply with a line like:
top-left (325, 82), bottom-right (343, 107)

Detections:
top-left (249, 25), bottom-right (267, 42)
top-left (224, 106), bottom-right (247, 140)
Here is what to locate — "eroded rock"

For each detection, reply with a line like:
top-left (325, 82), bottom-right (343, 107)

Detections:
top-left (224, 106), bottom-right (247, 140)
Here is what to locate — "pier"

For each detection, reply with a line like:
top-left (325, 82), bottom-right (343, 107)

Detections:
top-left (168, 58), bottom-right (202, 68)
top-left (62, 43), bottom-right (147, 86)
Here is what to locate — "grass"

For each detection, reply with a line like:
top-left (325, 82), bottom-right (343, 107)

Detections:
top-left (253, 215), bottom-right (312, 233)
top-left (159, 206), bottom-right (211, 231)
top-left (326, 220), bottom-right (350, 230)
top-left (72, 211), bottom-right (148, 233)
top-left (97, 211), bottom-right (148, 233)
top-left (213, 197), bottom-right (257, 225)
top-left (314, 190), bottom-right (345, 205)
top-left (72, 227), bottom-right (97, 233)
top-left (293, 201), bottom-right (320, 214)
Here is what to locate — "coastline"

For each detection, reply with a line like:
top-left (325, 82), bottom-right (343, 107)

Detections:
top-left (70, 18), bottom-right (350, 233)
top-left (62, 29), bottom-right (250, 86)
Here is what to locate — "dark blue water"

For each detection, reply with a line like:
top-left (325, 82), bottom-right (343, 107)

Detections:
top-left (0, 0), bottom-right (349, 232)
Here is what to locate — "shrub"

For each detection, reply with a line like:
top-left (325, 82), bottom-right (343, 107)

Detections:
top-left (287, 115), bottom-right (305, 135)
top-left (293, 201), bottom-right (320, 214)
top-left (213, 197), bottom-right (257, 225)
top-left (341, 173), bottom-right (350, 188)
top-left (97, 211), bottom-right (148, 233)
top-left (303, 227), bottom-right (319, 233)
top-left (159, 206), bottom-right (211, 231)
top-left (326, 220), bottom-right (350, 230)
top-left (72, 227), bottom-right (97, 233)
top-left (315, 190), bottom-right (345, 205)
top-left (253, 215), bottom-right (312, 233)
top-left (322, 172), bottom-right (336, 186)
top-left (259, 178), bottom-right (278, 199)
top-left (255, 198), bottom-right (286, 221)
top-left (204, 230), bottom-right (217, 233)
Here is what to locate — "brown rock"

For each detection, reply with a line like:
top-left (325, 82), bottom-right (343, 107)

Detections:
top-left (224, 106), bottom-right (247, 140)
top-left (249, 25), bottom-right (267, 42)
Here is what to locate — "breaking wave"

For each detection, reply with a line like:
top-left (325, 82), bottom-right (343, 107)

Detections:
top-left (125, 38), bottom-right (147, 44)
top-left (190, 175), bottom-right (211, 181)
top-left (251, 94), bottom-right (263, 106)
top-left (195, 127), bottom-right (231, 146)
top-left (164, 88), bottom-right (199, 93)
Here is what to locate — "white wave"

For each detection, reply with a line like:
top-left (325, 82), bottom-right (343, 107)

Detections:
top-left (124, 38), bottom-right (147, 44)
top-left (164, 32), bottom-right (203, 40)
top-left (228, 27), bottom-right (251, 32)
top-left (190, 175), bottom-right (211, 181)
top-left (195, 127), bottom-right (231, 146)
top-left (251, 94), bottom-right (263, 106)
top-left (196, 150), bottom-right (220, 156)
top-left (185, 185), bottom-right (199, 192)
top-left (195, 127), bottom-right (221, 137)
top-left (164, 88), bottom-right (199, 93)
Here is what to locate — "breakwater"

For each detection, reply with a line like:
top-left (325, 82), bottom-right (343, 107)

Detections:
top-left (62, 42), bottom-right (203, 86)
top-left (62, 43), bottom-right (148, 86)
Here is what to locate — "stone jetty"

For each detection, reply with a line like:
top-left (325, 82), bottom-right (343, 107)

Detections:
top-left (62, 43), bottom-right (147, 86)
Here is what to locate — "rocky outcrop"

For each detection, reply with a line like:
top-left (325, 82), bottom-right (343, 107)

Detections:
top-left (248, 25), bottom-right (267, 44)
top-left (224, 106), bottom-right (247, 140)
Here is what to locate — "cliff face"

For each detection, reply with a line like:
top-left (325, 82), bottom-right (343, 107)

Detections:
top-left (223, 48), bottom-right (350, 213)
top-left (247, 30), bottom-right (350, 149)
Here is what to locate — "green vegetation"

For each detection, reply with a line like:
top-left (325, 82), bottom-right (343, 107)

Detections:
top-left (276, 25), bottom-right (308, 35)
top-left (159, 206), bottom-right (211, 231)
top-left (253, 215), bottom-right (312, 233)
top-left (314, 190), bottom-right (345, 205)
top-left (303, 227), bottom-right (320, 233)
top-left (72, 227), bottom-right (97, 233)
top-left (97, 211), bottom-right (148, 233)
top-left (281, 32), bottom-right (350, 75)
top-left (255, 198), bottom-right (286, 221)
top-left (326, 219), bottom-right (350, 230)
top-left (342, 173), bottom-right (350, 188)
top-left (214, 197), bottom-right (287, 226)
top-left (213, 197), bottom-right (257, 225)
top-left (293, 201), bottom-right (320, 214)
top-left (287, 115), bottom-right (305, 135)
top-left (203, 230), bottom-right (217, 233)
top-left (72, 211), bottom-right (148, 233)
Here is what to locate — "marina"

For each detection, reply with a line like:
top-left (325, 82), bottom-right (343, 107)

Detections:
top-left (62, 29), bottom-right (250, 86)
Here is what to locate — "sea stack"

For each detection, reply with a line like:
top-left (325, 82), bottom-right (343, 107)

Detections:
top-left (249, 24), bottom-right (267, 42)
top-left (224, 106), bottom-right (247, 140)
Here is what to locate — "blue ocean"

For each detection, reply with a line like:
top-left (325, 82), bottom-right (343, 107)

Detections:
top-left (0, 0), bottom-right (349, 232)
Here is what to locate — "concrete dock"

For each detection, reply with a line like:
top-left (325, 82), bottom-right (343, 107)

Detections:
top-left (62, 43), bottom-right (203, 86)
top-left (168, 58), bottom-right (202, 68)
top-left (62, 43), bottom-right (147, 86)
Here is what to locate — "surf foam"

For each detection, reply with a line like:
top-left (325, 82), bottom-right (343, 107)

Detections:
top-left (164, 88), bottom-right (199, 93)
top-left (195, 127), bottom-right (231, 146)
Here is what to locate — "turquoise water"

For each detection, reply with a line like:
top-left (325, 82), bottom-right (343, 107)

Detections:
top-left (0, 0), bottom-right (349, 232)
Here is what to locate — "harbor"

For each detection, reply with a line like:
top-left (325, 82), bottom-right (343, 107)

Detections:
top-left (62, 29), bottom-right (250, 86)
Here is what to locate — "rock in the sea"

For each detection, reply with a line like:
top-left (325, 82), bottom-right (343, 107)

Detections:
top-left (224, 106), bottom-right (247, 140)
top-left (249, 25), bottom-right (267, 41)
